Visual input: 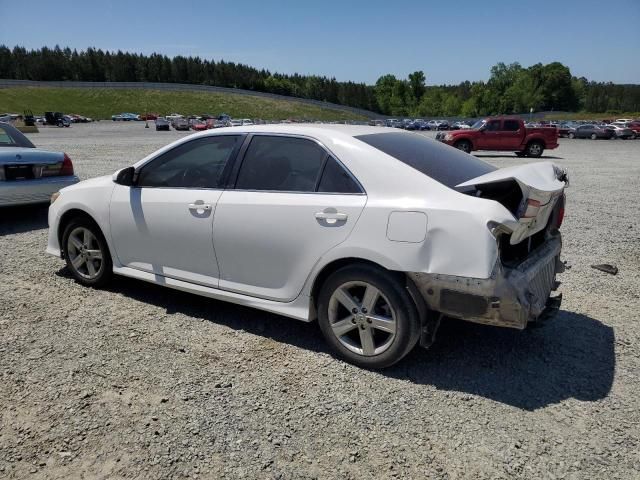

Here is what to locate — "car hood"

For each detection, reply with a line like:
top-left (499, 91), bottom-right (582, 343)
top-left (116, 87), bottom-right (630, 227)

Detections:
top-left (458, 161), bottom-right (568, 244)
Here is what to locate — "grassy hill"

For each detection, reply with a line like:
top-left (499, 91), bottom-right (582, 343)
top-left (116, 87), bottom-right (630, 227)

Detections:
top-left (0, 87), bottom-right (368, 121)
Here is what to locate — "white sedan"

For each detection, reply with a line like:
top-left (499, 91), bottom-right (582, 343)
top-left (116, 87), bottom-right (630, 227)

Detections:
top-left (47, 125), bottom-right (568, 368)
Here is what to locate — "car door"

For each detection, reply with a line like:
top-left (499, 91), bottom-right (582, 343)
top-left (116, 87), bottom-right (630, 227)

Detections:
top-left (500, 119), bottom-right (524, 149)
top-left (212, 134), bottom-right (367, 302)
top-left (476, 119), bottom-right (501, 149)
top-left (109, 135), bottom-right (243, 287)
top-left (577, 125), bottom-right (591, 138)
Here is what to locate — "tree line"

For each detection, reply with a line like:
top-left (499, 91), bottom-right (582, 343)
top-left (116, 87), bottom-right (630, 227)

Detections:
top-left (0, 45), bottom-right (638, 116)
top-left (375, 62), bottom-right (640, 117)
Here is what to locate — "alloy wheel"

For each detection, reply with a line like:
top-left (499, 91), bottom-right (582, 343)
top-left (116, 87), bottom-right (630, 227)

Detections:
top-left (528, 143), bottom-right (542, 156)
top-left (327, 281), bottom-right (397, 356)
top-left (66, 227), bottom-right (104, 280)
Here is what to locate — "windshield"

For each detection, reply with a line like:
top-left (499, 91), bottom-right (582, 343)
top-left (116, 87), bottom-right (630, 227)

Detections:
top-left (471, 119), bottom-right (486, 129)
top-left (355, 132), bottom-right (495, 190)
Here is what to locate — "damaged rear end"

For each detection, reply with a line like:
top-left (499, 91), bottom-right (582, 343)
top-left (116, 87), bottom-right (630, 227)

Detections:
top-left (411, 162), bottom-right (568, 329)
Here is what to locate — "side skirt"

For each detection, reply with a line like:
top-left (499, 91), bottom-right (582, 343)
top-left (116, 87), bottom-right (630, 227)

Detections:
top-left (112, 266), bottom-right (312, 322)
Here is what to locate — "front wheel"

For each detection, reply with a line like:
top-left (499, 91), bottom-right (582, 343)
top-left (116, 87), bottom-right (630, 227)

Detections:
top-left (526, 141), bottom-right (544, 158)
top-left (591, 133), bottom-right (598, 140)
top-left (568, 132), bottom-right (575, 139)
top-left (62, 218), bottom-right (113, 287)
top-left (317, 265), bottom-right (421, 369)
top-left (454, 140), bottom-right (471, 153)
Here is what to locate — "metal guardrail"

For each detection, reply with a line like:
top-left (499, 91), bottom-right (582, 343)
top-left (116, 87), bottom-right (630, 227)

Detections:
top-left (0, 79), bottom-right (384, 119)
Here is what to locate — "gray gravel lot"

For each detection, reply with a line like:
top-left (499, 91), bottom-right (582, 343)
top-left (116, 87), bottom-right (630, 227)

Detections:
top-left (1, 122), bottom-right (639, 479)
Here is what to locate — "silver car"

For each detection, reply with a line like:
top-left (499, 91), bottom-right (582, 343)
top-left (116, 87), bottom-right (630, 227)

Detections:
top-left (0, 122), bottom-right (79, 206)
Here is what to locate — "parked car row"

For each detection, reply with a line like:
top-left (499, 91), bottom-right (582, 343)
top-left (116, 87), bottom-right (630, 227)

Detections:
top-left (371, 118), bottom-right (476, 131)
top-left (154, 115), bottom-right (259, 132)
top-left (526, 119), bottom-right (639, 140)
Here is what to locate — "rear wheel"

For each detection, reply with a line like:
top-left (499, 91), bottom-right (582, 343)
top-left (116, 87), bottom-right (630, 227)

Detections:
top-left (62, 218), bottom-right (112, 287)
top-left (568, 132), bottom-right (575, 139)
top-left (317, 264), bottom-right (421, 369)
top-left (591, 133), bottom-right (598, 140)
top-left (526, 141), bottom-right (544, 158)
top-left (454, 140), bottom-right (471, 153)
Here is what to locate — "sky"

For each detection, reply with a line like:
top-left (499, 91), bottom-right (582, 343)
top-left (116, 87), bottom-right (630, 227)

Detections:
top-left (1, 0), bottom-right (639, 85)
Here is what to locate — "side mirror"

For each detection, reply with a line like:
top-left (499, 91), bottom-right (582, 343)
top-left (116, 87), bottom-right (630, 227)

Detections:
top-left (114, 166), bottom-right (136, 186)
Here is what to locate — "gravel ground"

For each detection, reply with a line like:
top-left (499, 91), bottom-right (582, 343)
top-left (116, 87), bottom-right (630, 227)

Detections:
top-left (1, 122), bottom-right (639, 479)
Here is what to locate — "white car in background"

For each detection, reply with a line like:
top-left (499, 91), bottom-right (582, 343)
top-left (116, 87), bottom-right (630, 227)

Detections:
top-left (46, 125), bottom-right (568, 368)
top-left (165, 113), bottom-right (184, 123)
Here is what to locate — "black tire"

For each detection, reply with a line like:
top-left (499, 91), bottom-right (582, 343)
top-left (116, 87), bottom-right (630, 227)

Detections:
top-left (590, 133), bottom-right (597, 140)
top-left (568, 132), bottom-right (575, 139)
top-left (62, 217), bottom-right (113, 288)
top-left (454, 139), bottom-right (472, 153)
top-left (526, 141), bottom-right (544, 158)
top-left (317, 264), bottom-right (421, 369)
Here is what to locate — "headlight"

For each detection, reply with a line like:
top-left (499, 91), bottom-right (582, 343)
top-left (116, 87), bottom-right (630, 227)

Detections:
top-left (444, 134), bottom-right (454, 141)
top-left (50, 191), bottom-right (61, 204)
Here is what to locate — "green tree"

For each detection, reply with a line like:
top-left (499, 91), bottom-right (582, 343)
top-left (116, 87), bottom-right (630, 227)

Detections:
top-left (408, 71), bottom-right (426, 101)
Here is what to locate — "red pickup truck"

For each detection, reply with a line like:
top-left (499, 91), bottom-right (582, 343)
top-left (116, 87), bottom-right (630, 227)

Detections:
top-left (435, 117), bottom-right (559, 158)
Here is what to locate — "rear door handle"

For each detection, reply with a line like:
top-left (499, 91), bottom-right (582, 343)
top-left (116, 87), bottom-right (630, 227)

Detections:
top-left (188, 202), bottom-right (212, 211)
top-left (315, 212), bottom-right (348, 221)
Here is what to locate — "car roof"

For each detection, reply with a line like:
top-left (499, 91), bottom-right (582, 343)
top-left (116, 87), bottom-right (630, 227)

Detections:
top-left (207, 123), bottom-right (396, 138)
top-left (133, 124), bottom-right (459, 199)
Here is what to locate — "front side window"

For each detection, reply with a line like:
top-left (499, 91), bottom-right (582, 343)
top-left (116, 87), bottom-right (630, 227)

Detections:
top-left (235, 136), bottom-right (326, 192)
top-left (137, 136), bottom-right (240, 188)
top-left (486, 120), bottom-right (501, 131)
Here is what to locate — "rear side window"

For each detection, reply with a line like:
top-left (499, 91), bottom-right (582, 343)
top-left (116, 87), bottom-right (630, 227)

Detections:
top-left (318, 156), bottom-right (362, 194)
top-left (355, 132), bottom-right (495, 190)
top-left (235, 136), bottom-right (326, 192)
top-left (503, 120), bottom-right (520, 131)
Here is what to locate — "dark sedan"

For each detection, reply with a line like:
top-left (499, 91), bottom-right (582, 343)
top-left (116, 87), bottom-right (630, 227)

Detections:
top-left (155, 118), bottom-right (170, 131)
top-left (568, 124), bottom-right (615, 139)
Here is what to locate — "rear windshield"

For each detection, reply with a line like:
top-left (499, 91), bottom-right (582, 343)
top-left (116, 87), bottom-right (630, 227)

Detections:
top-left (355, 132), bottom-right (495, 190)
top-left (0, 123), bottom-right (36, 148)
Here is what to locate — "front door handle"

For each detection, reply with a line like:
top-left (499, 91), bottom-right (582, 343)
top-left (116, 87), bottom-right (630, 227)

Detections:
top-left (188, 202), bottom-right (212, 211)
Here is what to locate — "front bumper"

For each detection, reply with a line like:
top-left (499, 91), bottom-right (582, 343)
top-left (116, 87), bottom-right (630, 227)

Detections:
top-left (409, 236), bottom-right (563, 329)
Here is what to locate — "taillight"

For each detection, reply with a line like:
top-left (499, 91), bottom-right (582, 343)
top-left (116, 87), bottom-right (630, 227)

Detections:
top-left (556, 193), bottom-right (566, 228)
top-left (557, 206), bottom-right (565, 228)
top-left (59, 153), bottom-right (74, 176)
top-left (519, 198), bottom-right (541, 219)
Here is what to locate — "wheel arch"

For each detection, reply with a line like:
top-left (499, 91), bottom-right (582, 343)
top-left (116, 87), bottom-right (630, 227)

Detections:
top-left (308, 256), bottom-right (426, 324)
top-left (453, 136), bottom-right (474, 150)
top-left (57, 208), bottom-right (108, 257)
top-left (526, 136), bottom-right (546, 149)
